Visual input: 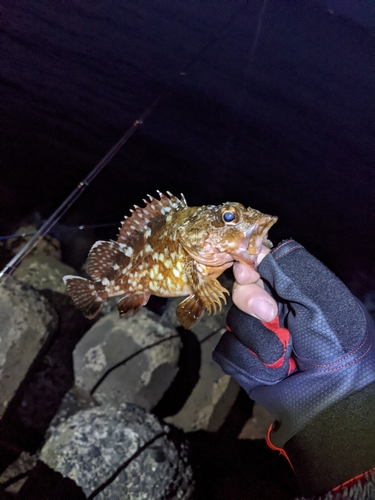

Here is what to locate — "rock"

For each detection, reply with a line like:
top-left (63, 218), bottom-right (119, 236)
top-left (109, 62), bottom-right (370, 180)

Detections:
top-left (163, 273), bottom-right (240, 432)
top-left (164, 323), bottom-right (239, 432)
top-left (238, 403), bottom-right (274, 440)
top-left (73, 308), bottom-right (181, 411)
top-left (0, 287), bottom-right (95, 461)
top-left (6, 225), bottom-right (62, 260)
top-left (48, 385), bottom-right (99, 432)
top-left (0, 276), bottom-right (58, 418)
top-left (13, 255), bottom-right (76, 294)
top-left (40, 403), bottom-right (195, 499)
top-left (0, 451), bottom-right (38, 494)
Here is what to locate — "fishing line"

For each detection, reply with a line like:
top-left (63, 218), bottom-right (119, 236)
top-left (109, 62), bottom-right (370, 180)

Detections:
top-left (0, 222), bottom-right (119, 242)
top-left (0, 4), bottom-right (246, 281)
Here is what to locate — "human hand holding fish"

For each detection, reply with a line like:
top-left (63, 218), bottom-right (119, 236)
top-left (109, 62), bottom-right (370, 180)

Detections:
top-left (63, 191), bottom-right (277, 329)
top-left (214, 240), bottom-right (375, 497)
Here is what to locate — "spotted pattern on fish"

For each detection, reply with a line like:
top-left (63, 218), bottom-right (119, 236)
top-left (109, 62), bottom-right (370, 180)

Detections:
top-left (63, 191), bottom-right (277, 329)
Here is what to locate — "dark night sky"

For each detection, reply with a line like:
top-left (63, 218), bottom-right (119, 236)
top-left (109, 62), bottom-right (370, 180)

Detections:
top-left (1, 0), bottom-right (374, 294)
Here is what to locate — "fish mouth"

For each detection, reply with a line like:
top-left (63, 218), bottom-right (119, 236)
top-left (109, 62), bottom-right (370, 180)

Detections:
top-left (247, 215), bottom-right (278, 255)
top-left (229, 214), bottom-right (278, 268)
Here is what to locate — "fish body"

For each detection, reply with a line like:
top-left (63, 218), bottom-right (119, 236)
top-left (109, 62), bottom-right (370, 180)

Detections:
top-left (63, 191), bottom-right (277, 329)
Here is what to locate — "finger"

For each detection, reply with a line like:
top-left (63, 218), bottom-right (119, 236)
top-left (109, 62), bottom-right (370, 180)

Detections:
top-left (233, 245), bottom-right (271, 285)
top-left (233, 262), bottom-right (261, 285)
top-left (232, 281), bottom-right (278, 322)
top-left (256, 244), bottom-right (272, 264)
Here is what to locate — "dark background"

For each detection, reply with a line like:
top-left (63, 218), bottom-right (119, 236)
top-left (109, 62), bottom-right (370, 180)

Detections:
top-left (0, 1), bottom-right (374, 498)
top-left (1, 1), bottom-right (374, 287)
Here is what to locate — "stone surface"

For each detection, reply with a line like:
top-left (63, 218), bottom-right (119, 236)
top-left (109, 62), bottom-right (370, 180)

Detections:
top-left (40, 403), bottom-right (194, 499)
top-left (0, 276), bottom-right (58, 418)
top-left (0, 451), bottom-right (38, 494)
top-left (163, 273), bottom-right (240, 432)
top-left (238, 403), bottom-right (274, 440)
top-left (48, 385), bottom-right (100, 432)
top-left (13, 255), bottom-right (76, 294)
top-left (6, 224), bottom-right (62, 260)
top-left (73, 308), bottom-right (181, 411)
top-left (164, 324), bottom-right (240, 432)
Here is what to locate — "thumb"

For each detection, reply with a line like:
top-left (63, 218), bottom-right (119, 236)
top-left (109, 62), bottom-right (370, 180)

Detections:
top-left (232, 281), bottom-right (278, 322)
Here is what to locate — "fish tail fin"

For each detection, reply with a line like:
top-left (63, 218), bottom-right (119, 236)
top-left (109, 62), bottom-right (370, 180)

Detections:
top-left (63, 275), bottom-right (107, 318)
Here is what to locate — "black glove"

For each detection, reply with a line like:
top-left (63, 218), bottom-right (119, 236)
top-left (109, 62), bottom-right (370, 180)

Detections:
top-left (213, 240), bottom-right (375, 497)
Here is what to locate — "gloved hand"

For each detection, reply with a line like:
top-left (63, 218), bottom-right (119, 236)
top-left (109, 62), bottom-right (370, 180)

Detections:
top-left (213, 240), bottom-right (375, 497)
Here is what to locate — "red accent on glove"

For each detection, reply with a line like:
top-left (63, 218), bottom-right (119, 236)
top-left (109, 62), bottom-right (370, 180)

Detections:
top-left (227, 318), bottom-right (292, 370)
top-left (266, 424), bottom-right (294, 470)
top-left (330, 467), bottom-right (375, 495)
top-left (260, 318), bottom-right (291, 369)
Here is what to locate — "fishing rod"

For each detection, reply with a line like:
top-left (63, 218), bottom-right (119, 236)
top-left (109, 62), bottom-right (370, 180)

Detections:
top-left (0, 97), bottom-right (162, 281)
top-left (0, 1), bottom-right (265, 282)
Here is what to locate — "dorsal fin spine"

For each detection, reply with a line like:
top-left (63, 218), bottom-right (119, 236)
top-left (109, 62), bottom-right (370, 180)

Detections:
top-left (117, 191), bottom-right (187, 243)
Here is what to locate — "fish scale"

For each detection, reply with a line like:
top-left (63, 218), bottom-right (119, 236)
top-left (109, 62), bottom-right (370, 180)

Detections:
top-left (63, 191), bottom-right (277, 329)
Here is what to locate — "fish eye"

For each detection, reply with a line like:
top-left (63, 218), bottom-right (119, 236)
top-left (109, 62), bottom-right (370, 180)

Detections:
top-left (221, 210), bottom-right (238, 224)
top-left (223, 211), bottom-right (235, 222)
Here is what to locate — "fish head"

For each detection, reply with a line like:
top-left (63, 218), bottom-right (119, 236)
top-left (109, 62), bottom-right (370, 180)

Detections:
top-left (178, 202), bottom-right (278, 268)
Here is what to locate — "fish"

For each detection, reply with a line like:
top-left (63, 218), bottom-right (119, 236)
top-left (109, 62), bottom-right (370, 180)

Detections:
top-left (63, 191), bottom-right (277, 329)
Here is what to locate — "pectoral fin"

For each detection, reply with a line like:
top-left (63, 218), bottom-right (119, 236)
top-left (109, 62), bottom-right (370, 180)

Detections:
top-left (197, 276), bottom-right (229, 315)
top-left (184, 259), bottom-right (230, 317)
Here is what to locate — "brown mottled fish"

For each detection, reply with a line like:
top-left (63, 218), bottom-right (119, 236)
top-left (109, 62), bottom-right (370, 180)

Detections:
top-left (63, 191), bottom-right (277, 329)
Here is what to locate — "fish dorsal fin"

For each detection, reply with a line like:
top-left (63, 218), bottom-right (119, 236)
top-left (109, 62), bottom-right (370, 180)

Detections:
top-left (117, 191), bottom-right (187, 244)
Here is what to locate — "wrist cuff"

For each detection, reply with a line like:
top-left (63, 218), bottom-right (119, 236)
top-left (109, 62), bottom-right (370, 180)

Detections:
top-left (283, 382), bottom-right (375, 497)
